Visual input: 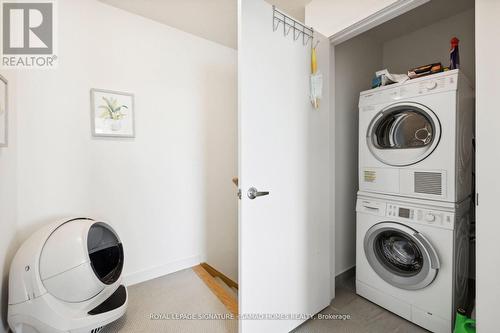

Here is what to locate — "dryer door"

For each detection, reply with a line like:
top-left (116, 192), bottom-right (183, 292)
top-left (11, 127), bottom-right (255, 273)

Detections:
top-left (364, 222), bottom-right (440, 290)
top-left (367, 102), bottom-right (441, 166)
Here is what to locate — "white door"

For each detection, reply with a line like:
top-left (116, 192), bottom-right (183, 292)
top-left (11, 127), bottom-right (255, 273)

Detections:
top-left (475, 0), bottom-right (500, 331)
top-left (238, 1), bottom-right (330, 332)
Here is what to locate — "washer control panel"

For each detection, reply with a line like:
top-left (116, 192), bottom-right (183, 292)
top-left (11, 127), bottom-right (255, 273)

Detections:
top-left (386, 203), bottom-right (454, 229)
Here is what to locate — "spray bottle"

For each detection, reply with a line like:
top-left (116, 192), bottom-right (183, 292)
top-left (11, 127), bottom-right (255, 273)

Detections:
top-left (450, 37), bottom-right (460, 70)
top-left (453, 308), bottom-right (476, 333)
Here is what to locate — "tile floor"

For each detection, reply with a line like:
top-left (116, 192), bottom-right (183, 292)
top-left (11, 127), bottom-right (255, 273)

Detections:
top-left (292, 271), bottom-right (428, 333)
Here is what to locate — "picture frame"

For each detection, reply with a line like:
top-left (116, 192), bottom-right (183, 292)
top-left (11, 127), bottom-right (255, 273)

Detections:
top-left (0, 75), bottom-right (8, 147)
top-left (91, 88), bottom-right (135, 138)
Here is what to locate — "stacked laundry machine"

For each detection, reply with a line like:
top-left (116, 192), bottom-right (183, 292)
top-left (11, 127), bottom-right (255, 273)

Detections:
top-left (355, 69), bottom-right (474, 333)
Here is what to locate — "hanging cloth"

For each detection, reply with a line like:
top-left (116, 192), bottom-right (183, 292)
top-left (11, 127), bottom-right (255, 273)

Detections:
top-left (310, 43), bottom-right (323, 109)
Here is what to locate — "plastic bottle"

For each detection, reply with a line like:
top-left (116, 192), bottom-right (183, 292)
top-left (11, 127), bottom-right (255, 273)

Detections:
top-left (453, 308), bottom-right (476, 333)
top-left (450, 37), bottom-right (460, 70)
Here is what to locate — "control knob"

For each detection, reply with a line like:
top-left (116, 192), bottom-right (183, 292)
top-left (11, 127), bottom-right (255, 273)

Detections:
top-left (426, 81), bottom-right (438, 90)
top-left (425, 213), bottom-right (436, 222)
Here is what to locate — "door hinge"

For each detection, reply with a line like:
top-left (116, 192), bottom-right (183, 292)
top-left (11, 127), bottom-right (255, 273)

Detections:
top-left (237, 189), bottom-right (242, 200)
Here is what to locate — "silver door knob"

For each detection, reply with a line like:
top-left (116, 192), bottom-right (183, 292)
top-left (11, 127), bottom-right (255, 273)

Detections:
top-left (247, 187), bottom-right (270, 200)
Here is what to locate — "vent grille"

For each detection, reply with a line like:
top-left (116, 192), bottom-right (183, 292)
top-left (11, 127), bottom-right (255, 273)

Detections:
top-left (91, 327), bottom-right (102, 333)
top-left (414, 172), bottom-right (442, 195)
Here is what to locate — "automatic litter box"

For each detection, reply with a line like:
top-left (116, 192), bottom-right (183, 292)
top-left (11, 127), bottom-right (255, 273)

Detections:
top-left (8, 218), bottom-right (127, 333)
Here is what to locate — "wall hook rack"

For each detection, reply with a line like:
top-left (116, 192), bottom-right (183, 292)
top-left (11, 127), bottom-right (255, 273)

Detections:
top-left (272, 6), bottom-right (314, 46)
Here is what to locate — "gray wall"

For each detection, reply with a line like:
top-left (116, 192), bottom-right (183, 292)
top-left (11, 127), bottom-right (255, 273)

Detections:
top-left (334, 33), bottom-right (383, 276)
top-left (383, 8), bottom-right (475, 86)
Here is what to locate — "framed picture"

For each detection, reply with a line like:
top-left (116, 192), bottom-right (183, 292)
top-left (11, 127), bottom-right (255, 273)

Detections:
top-left (91, 89), bottom-right (135, 138)
top-left (0, 75), bottom-right (7, 147)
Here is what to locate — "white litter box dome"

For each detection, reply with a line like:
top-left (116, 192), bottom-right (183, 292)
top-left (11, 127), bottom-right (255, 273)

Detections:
top-left (8, 218), bottom-right (128, 333)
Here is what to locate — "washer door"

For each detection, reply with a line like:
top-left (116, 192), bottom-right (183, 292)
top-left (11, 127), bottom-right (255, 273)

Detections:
top-left (364, 222), bottom-right (440, 290)
top-left (367, 102), bottom-right (441, 166)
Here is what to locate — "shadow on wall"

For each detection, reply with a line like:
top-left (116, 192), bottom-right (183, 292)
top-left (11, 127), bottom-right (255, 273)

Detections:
top-left (202, 61), bottom-right (238, 282)
top-left (1, 235), bottom-right (19, 330)
top-left (303, 38), bottom-right (330, 314)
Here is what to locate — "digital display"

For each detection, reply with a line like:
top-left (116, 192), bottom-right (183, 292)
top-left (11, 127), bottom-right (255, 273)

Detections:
top-left (399, 208), bottom-right (411, 218)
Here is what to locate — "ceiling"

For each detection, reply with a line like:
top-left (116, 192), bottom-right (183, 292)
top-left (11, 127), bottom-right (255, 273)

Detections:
top-left (98, 0), bottom-right (473, 49)
top-left (99, 0), bottom-right (237, 48)
top-left (99, 0), bottom-right (311, 50)
top-left (267, 0), bottom-right (313, 22)
top-left (365, 0), bottom-right (474, 43)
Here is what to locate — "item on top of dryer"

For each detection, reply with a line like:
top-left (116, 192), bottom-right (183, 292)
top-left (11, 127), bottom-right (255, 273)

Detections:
top-left (453, 308), bottom-right (476, 333)
top-left (8, 217), bottom-right (127, 333)
top-left (407, 62), bottom-right (443, 79)
top-left (372, 75), bottom-right (383, 88)
top-left (375, 69), bottom-right (409, 86)
top-left (450, 37), bottom-right (460, 70)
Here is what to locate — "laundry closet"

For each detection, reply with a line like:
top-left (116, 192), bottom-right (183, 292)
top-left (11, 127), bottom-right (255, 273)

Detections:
top-left (330, 0), bottom-right (476, 331)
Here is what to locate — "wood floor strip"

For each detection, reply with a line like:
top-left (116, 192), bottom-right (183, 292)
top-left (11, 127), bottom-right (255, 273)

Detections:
top-left (200, 262), bottom-right (238, 290)
top-left (193, 265), bottom-right (238, 316)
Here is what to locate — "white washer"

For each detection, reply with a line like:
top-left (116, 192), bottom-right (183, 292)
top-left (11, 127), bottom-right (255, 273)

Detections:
top-left (356, 192), bottom-right (470, 333)
top-left (358, 70), bottom-right (474, 203)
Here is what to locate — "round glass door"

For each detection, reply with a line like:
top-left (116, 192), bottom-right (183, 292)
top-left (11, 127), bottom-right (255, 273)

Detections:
top-left (367, 102), bottom-right (441, 166)
top-left (364, 222), bottom-right (440, 290)
top-left (374, 230), bottom-right (423, 277)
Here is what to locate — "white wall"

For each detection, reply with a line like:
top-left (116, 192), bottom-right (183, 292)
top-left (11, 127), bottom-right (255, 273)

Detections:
top-left (383, 8), bottom-right (475, 86)
top-left (475, 0), bottom-right (500, 331)
top-left (333, 34), bottom-right (383, 276)
top-left (0, 72), bottom-right (19, 332)
top-left (203, 87), bottom-right (238, 281)
top-left (12, 0), bottom-right (237, 290)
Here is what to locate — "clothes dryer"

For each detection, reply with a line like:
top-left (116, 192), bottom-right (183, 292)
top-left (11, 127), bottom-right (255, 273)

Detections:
top-left (358, 70), bottom-right (474, 202)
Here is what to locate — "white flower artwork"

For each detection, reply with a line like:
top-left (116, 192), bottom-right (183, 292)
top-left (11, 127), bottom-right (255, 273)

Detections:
top-left (91, 89), bottom-right (135, 138)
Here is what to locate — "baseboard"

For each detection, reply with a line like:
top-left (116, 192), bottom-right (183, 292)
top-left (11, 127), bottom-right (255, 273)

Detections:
top-left (336, 265), bottom-right (355, 277)
top-left (200, 262), bottom-right (238, 289)
top-left (335, 265), bottom-right (356, 288)
top-left (193, 265), bottom-right (238, 315)
top-left (123, 255), bottom-right (200, 286)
